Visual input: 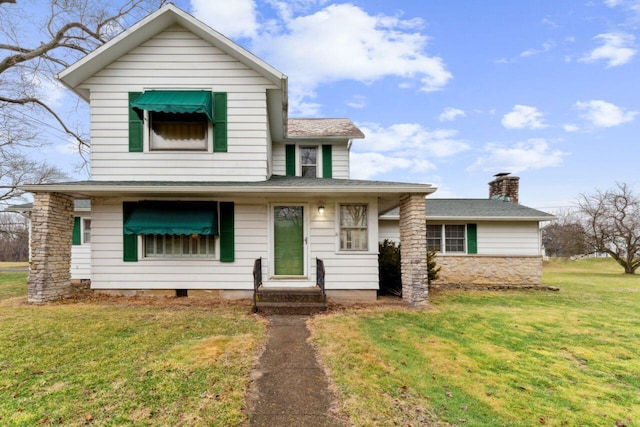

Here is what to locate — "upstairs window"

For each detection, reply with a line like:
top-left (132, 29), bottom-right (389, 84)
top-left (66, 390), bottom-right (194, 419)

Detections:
top-left (150, 111), bottom-right (208, 151)
top-left (300, 147), bottom-right (317, 177)
top-left (129, 90), bottom-right (228, 153)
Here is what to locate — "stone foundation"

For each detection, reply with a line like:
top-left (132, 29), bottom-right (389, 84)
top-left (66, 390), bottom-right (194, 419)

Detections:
top-left (28, 193), bottom-right (75, 303)
top-left (399, 194), bottom-right (428, 305)
top-left (431, 255), bottom-right (543, 290)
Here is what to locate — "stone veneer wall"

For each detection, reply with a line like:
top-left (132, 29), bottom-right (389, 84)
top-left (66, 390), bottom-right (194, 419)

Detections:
top-left (28, 192), bottom-right (75, 303)
top-left (489, 176), bottom-right (520, 204)
top-left (399, 194), bottom-right (428, 305)
top-left (430, 255), bottom-right (543, 290)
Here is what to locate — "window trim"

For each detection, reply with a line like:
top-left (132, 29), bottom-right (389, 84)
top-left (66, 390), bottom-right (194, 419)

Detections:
top-left (299, 146), bottom-right (318, 177)
top-left (148, 111), bottom-right (210, 152)
top-left (82, 218), bottom-right (92, 244)
top-left (142, 233), bottom-right (217, 259)
top-left (427, 223), bottom-right (468, 254)
top-left (144, 110), bottom-right (213, 153)
top-left (338, 203), bottom-right (369, 252)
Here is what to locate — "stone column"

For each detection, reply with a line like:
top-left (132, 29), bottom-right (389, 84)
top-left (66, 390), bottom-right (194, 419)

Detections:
top-left (399, 193), bottom-right (428, 305)
top-left (28, 192), bottom-right (74, 303)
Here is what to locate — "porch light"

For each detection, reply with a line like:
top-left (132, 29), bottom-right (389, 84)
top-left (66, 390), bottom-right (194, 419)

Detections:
top-left (318, 204), bottom-right (325, 215)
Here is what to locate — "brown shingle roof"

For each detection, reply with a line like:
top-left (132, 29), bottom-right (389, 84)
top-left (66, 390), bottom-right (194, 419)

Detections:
top-left (287, 118), bottom-right (364, 139)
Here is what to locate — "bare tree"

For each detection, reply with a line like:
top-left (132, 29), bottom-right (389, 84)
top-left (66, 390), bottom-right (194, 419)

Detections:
top-left (0, 0), bottom-right (166, 200)
top-left (542, 208), bottom-right (590, 257)
top-left (0, 211), bottom-right (28, 261)
top-left (577, 183), bottom-right (640, 274)
top-left (0, 148), bottom-right (69, 205)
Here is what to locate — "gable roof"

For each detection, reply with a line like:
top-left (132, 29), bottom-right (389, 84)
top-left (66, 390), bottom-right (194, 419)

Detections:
top-left (57, 4), bottom-right (287, 100)
top-left (381, 199), bottom-right (554, 222)
top-left (287, 119), bottom-right (364, 139)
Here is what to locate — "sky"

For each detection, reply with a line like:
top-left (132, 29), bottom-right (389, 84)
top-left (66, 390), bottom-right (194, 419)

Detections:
top-left (31, 0), bottom-right (640, 211)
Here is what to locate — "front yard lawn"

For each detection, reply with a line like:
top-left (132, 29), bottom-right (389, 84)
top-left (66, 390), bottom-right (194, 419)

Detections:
top-left (309, 258), bottom-right (640, 426)
top-left (0, 276), bottom-right (265, 426)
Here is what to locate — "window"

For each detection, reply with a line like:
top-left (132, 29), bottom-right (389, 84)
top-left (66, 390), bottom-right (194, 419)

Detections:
top-left (150, 111), bottom-right (208, 151)
top-left (300, 147), bottom-right (317, 177)
top-left (144, 234), bottom-right (215, 258)
top-left (83, 219), bottom-right (92, 244)
top-left (427, 224), bottom-right (466, 253)
top-left (426, 224), bottom-right (442, 252)
top-left (340, 204), bottom-right (368, 250)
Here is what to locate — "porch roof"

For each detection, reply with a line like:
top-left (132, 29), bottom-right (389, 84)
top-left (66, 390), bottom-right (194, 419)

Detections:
top-left (380, 198), bottom-right (554, 222)
top-left (20, 175), bottom-right (435, 213)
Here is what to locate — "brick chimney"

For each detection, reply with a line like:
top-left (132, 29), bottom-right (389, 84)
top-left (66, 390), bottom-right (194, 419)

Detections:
top-left (489, 173), bottom-right (519, 204)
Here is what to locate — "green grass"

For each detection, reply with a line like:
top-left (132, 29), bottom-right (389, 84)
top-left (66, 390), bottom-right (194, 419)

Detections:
top-left (309, 258), bottom-right (640, 426)
top-left (0, 273), bottom-right (266, 426)
top-left (0, 271), bottom-right (28, 301)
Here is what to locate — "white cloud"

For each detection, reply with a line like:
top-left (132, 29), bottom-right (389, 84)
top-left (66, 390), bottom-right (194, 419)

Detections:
top-left (357, 123), bottom-right (470, 157)
top-left (575, 100), bottom-right (638, 127)
top-left (579, 33), bottom-right (636, 68)
top-left (468, 139), bottom-right (566, 173)
top-left (502, 105), bottom-right (547, 129)
top-left (439, 107), bottom-right (466, 122)
top-left (350, 152), bottom-right (434, 180)
top-left (563, 124), bottom-right (580, 132)
top-left (519, 40), bottom-right (555, 58)
top-left (346, 95), bottom-right (366, 109)
top-left (191, 0), bottom-right (258, 39)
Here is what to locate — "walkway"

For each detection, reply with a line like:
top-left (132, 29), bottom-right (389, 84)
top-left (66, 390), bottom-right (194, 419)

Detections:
top-left (247, 315), bottom-right (344, 427)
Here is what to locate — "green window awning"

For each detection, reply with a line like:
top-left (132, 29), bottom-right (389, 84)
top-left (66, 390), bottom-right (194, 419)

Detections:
top-left (130, 90), bottom-right (214, 123)
top-left (124, 201), bottom-right (218, 236)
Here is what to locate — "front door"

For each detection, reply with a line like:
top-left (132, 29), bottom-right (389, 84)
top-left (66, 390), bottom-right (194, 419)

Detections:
top-left (274, 206), bottom-right (304, 275)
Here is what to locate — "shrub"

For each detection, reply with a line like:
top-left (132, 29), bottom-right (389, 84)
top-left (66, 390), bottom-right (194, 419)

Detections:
top-left (379, 240), bottom-right (401, 296)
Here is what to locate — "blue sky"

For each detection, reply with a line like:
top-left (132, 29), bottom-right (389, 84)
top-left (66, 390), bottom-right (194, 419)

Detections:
top-left (37, 0), bottom-right (640, 211)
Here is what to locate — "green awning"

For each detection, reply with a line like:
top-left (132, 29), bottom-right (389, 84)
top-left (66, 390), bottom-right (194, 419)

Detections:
top-left (124, 201), bottom-right (218, 236)
top-left (131, 90), bottom-right (214, 123)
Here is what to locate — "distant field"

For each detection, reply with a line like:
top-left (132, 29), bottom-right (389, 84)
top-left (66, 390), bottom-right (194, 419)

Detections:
top-left (310, 258), bottom-right (640, 426)
top-left (0, 262), bottom-right (28, 268)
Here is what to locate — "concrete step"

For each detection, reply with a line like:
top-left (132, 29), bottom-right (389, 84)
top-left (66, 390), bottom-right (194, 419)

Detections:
top-left (254, 287), bottom-right (327, 315)
top-left (256, 287), bottom-right (324, 303)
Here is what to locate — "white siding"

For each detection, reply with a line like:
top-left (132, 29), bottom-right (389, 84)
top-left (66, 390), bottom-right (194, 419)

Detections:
top-left (378, 219), bottom-right (400, 244)
top-left (84, 25), bottom-right (275, 182)
top-left (271, 141), bottom-right (350, 179)
top-left (477, 221), bottom-right (542, 256)
top-left (383, 220), bottom-right (542, 255)
top-left (90, 197), bottom-right (379, 290)
top-left (71, 245), bottom-right (91, 280)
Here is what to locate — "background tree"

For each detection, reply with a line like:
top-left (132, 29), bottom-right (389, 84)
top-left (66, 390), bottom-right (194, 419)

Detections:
top-left (577, 183), bottom-right (640, 274)
top-left (542, 209), bottom-right (590, 257)
top-left (0, 0), bottom-right (166, 204)
top-left (0, 211), bottom-right (28, 261)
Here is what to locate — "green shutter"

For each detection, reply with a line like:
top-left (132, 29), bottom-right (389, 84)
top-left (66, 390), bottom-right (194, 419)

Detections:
top-left (467, 223), bottom-right (478, 254)
top-left (213, 92), bottom-right (227, 152)
top-left (72, 217), bottom-right (81, 245)
top-left (128, 92), bottom-right (143, 152)
top-left (285, 145), bottom-right (295, 176)
top-left (219, 202), bottom-right (235, 262)
top-left (123, 202), bottom-right (138, 262)
top-left (322, 145), bottom-right (332, 178)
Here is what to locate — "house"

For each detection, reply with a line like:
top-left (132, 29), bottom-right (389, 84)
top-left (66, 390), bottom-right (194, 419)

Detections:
top-left (379, 174), bottom-right (555, 288)
top-left (20, 4), bottom-right (434, 305)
